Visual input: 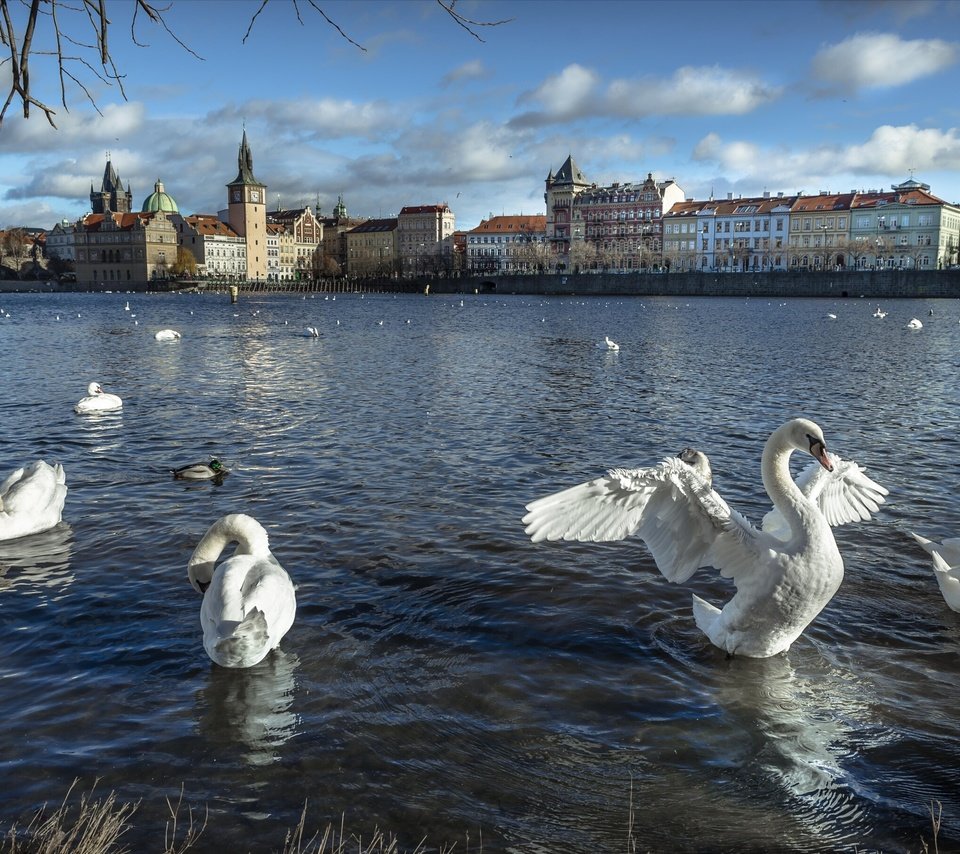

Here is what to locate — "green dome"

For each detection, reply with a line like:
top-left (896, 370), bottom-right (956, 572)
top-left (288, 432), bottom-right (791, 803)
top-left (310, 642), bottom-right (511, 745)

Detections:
top-left (142, 179), bottom-right (179, 213)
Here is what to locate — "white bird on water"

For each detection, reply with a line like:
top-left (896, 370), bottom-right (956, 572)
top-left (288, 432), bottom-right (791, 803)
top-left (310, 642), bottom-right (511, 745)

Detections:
top-left (74, 382), bottom-right (122, 414)
top-left (0, 460), bottom-right (67, 541)
top-left (598, 336), bottom-right (619, 351)
top-left (522, 418), bottom-right (887, 658)
top-left (907, 318), bottom-right (923, 330)
top-left (910, 533), bottom-right (960, 612)
top-left (154, 329), bottom-right (181, 341)
top-left (303, 326), bottom-right (319, 337)
top-left (187, 513), bottom-right (297, 668)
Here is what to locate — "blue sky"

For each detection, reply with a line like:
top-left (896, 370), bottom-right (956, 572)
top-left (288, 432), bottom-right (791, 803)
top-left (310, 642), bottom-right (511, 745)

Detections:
top-left (1, 0), bottom-right (959, 231)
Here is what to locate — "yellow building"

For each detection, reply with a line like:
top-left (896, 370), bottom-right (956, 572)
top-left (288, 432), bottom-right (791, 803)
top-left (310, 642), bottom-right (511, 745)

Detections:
top-left (226, 131), bottom-right (268, 282)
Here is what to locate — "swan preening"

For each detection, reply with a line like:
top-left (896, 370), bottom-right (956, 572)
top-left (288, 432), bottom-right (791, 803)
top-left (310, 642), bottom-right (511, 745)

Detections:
top-left (74, 382), bottom-right (122, 414)
top-left (172, 458), bottom-right (229, 480)
top-left (911, 533), bottom-right (960, 612)
top-left (0, 461), bottom-right (67, 541)
top-left (907, 318), bottom-right (923, 330)
top-left (155, 329), bottom-right (181, 341)
top-left (303, 326), bottom-right (319, 337)
top-left (188, 514), bottom-right (297, 668)
top-left (598, 336), bottom-right (620, 351)
top-left (522, 419), bottom-right (888, 658)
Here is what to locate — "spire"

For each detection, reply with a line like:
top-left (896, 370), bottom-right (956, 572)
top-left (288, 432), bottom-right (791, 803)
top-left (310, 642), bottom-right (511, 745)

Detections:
top-left (230, 129), bottom-right (262, 186)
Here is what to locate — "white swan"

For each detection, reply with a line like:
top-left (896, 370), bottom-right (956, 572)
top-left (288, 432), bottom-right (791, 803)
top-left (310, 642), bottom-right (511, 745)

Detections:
top-left (74, 382), bottom-right (122, 414)
top-left (187, 514), bottom-right (297, 668)
top-left (302, 326), bottom-right (319, 337)
top-left (0, 461), bottom-right (67, 541)
top-left (907, 318), bottom-right (923, 330)
top-left (910, 533), bottom-right (960, 612)
top-left (522, 419), bottom-right (886, 658)
top-left (155, 329), bottom-right (181, 341)
top-left (597, 336), bottom-right (620, 351)
top-left (873, 307), bottom-right (887, 319)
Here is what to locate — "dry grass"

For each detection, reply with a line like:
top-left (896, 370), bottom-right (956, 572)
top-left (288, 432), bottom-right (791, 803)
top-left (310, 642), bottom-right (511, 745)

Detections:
top-left (1, 783), bottom-right (474, 854)
top-left (921, 799), bottom-right (942, 854)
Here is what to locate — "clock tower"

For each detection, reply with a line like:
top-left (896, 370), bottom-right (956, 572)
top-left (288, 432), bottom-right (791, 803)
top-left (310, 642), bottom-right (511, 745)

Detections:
top-left (226, 130), bottom-right (268, 281)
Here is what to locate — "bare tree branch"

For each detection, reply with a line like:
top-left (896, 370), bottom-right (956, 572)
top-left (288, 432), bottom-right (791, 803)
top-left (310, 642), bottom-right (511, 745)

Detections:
top-left (0, 0), bottom-right (511, 130)
top-left (436, 0), bottom-right (513, 43)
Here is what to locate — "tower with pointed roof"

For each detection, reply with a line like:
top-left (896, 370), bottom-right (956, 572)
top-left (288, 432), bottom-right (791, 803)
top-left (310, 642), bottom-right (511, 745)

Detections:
top-left (226, 130), bottom-right (268, 281)
top-left (544, 155), bottom-right (591, 261)
top-left (91, 159), bottom-right (133, 214)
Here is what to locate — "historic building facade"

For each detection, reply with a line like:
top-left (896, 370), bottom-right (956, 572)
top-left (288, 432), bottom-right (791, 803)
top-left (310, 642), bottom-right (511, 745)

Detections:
top-left (396, 204), bottom-right (456, 275)
top-left (345, 218), bottom-right (399, 276)
top-left (544, 156), bottom-right (685, 272)
top-left (90, 159), bottom-right (133, 215)
top-left (74, 211), bottom-right (180, 285)
top-left (173, 214), bottom-right (246, 279)
top-left (466, 215), bottom-right (548, 274)
top-left (268, 206), bottom-right (323, 281)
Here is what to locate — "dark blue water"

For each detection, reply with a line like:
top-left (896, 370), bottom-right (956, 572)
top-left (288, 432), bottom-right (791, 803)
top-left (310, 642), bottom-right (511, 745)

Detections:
top-left (1, 291), bottom-right (958, 852)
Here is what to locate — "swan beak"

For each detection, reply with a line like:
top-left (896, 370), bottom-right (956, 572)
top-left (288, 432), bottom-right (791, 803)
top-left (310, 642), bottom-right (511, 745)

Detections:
top-left (809, 439), bottom-right (833, 471)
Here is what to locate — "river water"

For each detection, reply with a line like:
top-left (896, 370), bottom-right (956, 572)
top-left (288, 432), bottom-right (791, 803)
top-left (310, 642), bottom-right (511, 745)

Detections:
top-left (0, 290), bottom-right (958, 852)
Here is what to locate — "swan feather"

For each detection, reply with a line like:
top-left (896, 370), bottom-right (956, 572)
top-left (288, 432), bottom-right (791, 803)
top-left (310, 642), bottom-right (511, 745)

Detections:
top-left (523, 419), bottom-right (868, 658)
top-left (0, 461), bottom-right (68, 541)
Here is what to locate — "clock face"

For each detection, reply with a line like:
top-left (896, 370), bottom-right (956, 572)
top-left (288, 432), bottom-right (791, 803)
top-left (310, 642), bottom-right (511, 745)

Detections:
top-left (251, 190), bottom-right (260, 203)
top-left (232, 189), bottom-right (241, 202)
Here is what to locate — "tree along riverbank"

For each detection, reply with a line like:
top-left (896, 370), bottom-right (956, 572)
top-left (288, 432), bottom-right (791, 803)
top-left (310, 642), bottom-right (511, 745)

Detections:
top-left (3, 267), bottom-right (959, 298)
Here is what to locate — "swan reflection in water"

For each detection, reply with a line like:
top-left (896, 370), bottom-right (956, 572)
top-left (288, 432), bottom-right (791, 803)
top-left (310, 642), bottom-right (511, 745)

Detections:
top-left (706, 649), bottom-right (873, 844)
top-left (0, 523), bottom-right (75, 602)
top-left (197, 648), bottom-right (301, 766)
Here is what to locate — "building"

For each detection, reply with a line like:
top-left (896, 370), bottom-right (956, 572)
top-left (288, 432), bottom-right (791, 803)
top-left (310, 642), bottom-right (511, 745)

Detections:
top-left (225, 130), bottom-right (268, 281)
top-left (572, 173), bottom-right (685, 272)
top-left (545, 156), bottom-right (685, 272)
top-left (74, 210), bottom-right (179, 285)
top-left (173, 214), bottom-right (246, 280)
top-left (396, 204), bottom-right (455, 275)
top-left (318, 195), bottom-right (366, 276)
top-left (466, 215), bottom-right (548, 274)
top-left (268, 206), bottom-right (323, 281)
top-left (345, 218), bottom-right (398, 276)
top-left (847, 178), bottom-right (960, 270)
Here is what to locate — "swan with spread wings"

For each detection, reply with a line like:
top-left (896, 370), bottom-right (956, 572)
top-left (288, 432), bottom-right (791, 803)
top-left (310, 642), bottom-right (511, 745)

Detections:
top-left (522, 419), bottom-right (887, 658)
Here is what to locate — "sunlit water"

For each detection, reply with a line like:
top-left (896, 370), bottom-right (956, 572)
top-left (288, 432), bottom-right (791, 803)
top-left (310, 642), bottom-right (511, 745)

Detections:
top-left (1, 291), bottom-right (958, 852)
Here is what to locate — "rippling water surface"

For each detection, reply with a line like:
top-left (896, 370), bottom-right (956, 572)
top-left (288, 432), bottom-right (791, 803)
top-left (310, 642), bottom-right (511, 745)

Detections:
top-left (1, 291), bottom-right (958, 852)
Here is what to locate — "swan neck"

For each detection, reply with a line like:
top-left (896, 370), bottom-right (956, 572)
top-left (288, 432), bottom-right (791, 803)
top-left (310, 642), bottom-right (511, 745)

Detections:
top-left (761, 431), bottom-right (806, 532)
top-left (188, 514), bottom-right (269, 589)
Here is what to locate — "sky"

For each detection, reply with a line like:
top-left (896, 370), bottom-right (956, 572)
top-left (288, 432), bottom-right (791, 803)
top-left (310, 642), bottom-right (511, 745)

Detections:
top-left (1, 0), bottom-right (959, 232)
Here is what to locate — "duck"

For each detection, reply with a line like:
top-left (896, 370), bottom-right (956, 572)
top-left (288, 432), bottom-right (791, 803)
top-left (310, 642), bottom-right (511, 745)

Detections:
top-left (74, 382), bottom-right (122, 414)
top-left (910, 533), bottom-right (960, 612)
top-left (522, 418), bottom-right (886, 658)
top-left (0, 460), bottom-right (68, 541)
top-left (597, 336), bottom-right (620, 351)
top-left (907, 318), bottom-right (923, 330)
top-left (187, 513), bottom-right (297, 668)
top-left (172, 458), bottom-right (229, 481)
top-left (155, 329), bottom-right (181, 341)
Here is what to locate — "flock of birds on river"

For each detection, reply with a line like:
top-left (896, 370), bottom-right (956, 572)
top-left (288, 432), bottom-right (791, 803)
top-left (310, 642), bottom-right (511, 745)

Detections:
top-left (1, 299), bottom-right (958, 666)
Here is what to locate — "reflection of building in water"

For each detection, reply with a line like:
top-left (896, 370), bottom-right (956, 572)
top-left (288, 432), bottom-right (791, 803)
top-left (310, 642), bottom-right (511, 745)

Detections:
top-left (198, 649), bottom-right (300, 766)
top-left (0, 524), bottom-right (74, 603)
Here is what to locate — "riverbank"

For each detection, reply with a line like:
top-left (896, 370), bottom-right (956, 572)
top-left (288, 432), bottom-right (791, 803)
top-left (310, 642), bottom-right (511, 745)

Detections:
top-left (2, 268), bottom-right (958, 299)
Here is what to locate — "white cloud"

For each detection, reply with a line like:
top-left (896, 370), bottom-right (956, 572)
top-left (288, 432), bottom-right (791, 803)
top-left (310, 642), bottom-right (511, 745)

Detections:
top-left (607, 66), bottom-right (781, 116)
top-left (811, 32), bottom-right (958, 93)
top-left (689, 124), bottom-right (960, 194)
top-left (511, 63), bottom-right (779, 127)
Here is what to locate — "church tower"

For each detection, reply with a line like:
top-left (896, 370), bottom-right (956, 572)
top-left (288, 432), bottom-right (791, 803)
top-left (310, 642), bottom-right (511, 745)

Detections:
top-left (226, 130), bottom-right (268, 281)
top-left (91, 158), bottom-right (133, 214)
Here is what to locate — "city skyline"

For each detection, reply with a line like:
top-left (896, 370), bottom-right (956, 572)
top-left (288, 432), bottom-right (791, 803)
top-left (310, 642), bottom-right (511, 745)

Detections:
top-left (1, 0), bottom-right (959, 232)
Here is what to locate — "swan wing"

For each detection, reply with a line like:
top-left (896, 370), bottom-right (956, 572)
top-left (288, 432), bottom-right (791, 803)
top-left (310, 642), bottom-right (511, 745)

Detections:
top-left (523, 456), bottom-right (764, 584)
top-left (912, 532), bottom-right (960, 566)
top-left (931, 550), bottom-right (960, 612)
top-left (762, 452), bottom-right (887, 537)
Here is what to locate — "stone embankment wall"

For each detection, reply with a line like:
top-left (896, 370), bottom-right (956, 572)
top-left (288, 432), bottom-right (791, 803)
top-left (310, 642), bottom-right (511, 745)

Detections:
top-left (429, 269), bottom-right (960, 299)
